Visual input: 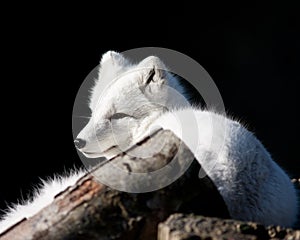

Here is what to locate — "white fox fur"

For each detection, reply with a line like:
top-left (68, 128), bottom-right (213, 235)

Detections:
top-left (0, 51), bottom-right (298, 233)
top-left (0, 170), bottom-right (86, 233)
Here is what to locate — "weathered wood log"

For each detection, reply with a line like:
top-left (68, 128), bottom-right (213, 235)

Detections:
top-left (0, 130), bottom-right (229, 240)
top-left (158, 213), bottom-right (300, 240)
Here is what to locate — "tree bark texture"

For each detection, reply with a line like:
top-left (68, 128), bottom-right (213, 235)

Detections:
top-left (0, 130), bottom-right (229, 240)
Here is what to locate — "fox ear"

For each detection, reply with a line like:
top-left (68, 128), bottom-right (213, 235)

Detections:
top-left (90, 51), bottom-right (129, 111)
top-left (100, 51), bottom-right (129, 70)
top-left (138, 56), bottom-right (167, 85)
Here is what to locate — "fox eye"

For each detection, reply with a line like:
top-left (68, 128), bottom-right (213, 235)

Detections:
top-left (109, 112), bottom-right (131, 121)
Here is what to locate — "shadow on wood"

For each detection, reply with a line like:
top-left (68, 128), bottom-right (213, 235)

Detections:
top-left (158, 213), bottom-right (300, 240)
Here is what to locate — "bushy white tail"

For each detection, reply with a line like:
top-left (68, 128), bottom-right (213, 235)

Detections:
top-left (0, 169), bottom-right (86, 233)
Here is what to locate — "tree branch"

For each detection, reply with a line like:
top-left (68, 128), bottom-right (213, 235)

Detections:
top-left (0, 130), bottom-right (229, 240)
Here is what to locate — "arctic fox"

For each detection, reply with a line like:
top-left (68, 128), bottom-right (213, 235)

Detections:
top-left (0, 51), bottom-right (298, 233)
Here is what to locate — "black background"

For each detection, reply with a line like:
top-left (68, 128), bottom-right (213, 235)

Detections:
top-left (1, 3), bottom-right (299, 215)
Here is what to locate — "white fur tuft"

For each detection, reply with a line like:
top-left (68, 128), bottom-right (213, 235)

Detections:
top-left (0, 169), bottom-right (86, 233)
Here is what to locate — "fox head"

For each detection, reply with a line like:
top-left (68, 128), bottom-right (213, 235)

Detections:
top-left (74, 51), bottom-right (186, 159)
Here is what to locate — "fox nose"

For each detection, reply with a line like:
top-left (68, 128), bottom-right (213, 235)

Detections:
top-left (74, 138), bottom-right (86, 149)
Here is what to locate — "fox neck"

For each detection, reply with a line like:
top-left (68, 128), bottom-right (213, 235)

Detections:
top-left (165, 78), bottom-right (189, 110)
top-left (133, 79), bottom-right (188, 142)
